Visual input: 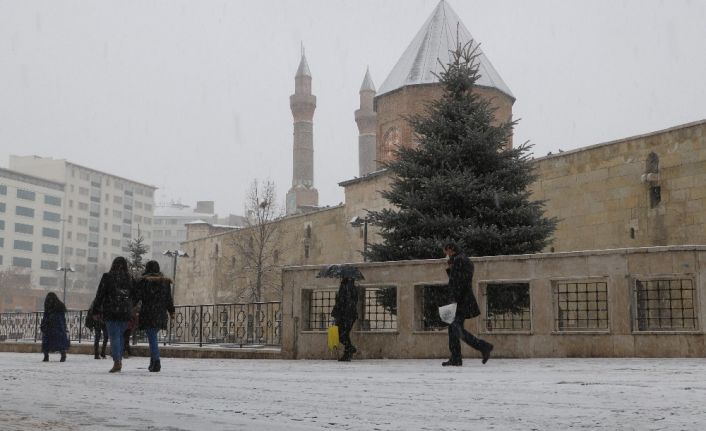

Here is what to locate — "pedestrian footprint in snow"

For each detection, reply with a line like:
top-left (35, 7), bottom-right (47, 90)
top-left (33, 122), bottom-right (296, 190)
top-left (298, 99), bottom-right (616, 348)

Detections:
top-left (134, 260), bottom-right (175, 372)
top-left (441, 242), bottom-right (493, 366)
top-left (40, 292), bottom-right (70, 363)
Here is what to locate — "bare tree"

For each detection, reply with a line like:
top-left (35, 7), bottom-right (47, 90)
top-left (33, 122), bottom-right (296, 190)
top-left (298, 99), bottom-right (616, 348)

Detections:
top-left (230, 179), bottom-right (284, 302)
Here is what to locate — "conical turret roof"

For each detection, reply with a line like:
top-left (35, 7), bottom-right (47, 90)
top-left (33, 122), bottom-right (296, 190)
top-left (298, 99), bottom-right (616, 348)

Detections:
top-left (296, 53), bottom-right (311, 78)
top-left (377, 0), bottom-right (513, 99)
top-left (360, 67), bottom-right (376, 92)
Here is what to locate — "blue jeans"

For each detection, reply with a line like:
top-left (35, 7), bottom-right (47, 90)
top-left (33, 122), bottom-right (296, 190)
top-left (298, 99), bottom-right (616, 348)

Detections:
top-left (146, 328), bottom-right (160, 361)
top-left (105, 321), bottom-right (128, 362)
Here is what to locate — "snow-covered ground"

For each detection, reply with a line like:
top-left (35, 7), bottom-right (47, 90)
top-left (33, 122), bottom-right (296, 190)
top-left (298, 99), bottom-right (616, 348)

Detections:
top-left (1, 352), bottom-right (705, 430)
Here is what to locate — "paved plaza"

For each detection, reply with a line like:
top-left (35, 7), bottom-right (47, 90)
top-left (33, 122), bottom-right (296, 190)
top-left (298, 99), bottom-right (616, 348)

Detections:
top-left (1, 352), bottom-right (705, 430)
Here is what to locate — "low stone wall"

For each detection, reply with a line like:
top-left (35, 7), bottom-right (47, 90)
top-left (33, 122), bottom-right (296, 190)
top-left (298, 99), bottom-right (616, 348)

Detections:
top-left (282, 246), bottom-right (706, 359)
top-left (0, 342), bottom-right (281, 360)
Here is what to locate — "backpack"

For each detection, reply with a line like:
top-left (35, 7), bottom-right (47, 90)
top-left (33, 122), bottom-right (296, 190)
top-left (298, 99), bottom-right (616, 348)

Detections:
top-left (111, 283), bottom-right (132, 316)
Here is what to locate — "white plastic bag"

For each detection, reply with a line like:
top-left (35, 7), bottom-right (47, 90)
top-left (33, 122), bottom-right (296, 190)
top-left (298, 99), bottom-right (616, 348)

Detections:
top-left (438, 302), bottom-right (457, 324)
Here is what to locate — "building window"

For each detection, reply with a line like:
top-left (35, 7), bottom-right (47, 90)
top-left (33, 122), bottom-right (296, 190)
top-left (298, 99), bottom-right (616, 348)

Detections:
top-left (0, 238), bottom-right (3, 248)
top-left (14, 223), bottom-right (34, 235)
top-left (78, 218), bottom-right (88, 226)
top-left (15, 206), bottom-right (34, 218)
top-left (77, 233), bottom-right (88, 241)
top-left (307, 290), bottom-right (337, 331)
top-left (634, 278), bottom-right (697, 331)
top-left (42, 244), bottom-right (59, 255)
top-left (304, 244), bottom-right (310, 259)
top-left (273, 250), bottom-right (279, 265)
top-left (305, 225), bottom-right (312, 239)
top-left (484, 283), bottom-right (531, 332)
top-left (649, 186), bottom-right (661, 208)
top-left (553, 280), bottom-right (609, 331)
top-left (0, 202), bottom-right (5, 212)
top-left (44, 195), bottom-right (61, 206)
top-left (40, 277), bottom-right (58, 287)
top-left (40, 260), bottom-right (58, 270)
top-left (76, 248), bottom-right (87, 257)
top-left (42, 227), bottom-right (60, 239)
top-left (0, 220), bottom-right (4, 230)
top-left (64, 247), bottom-right (73, 256)
top-left (111, 239), bottom-right (121, 247)
top-left (361, 287), bottom-right (397, 331)
top-left (79, 187), bottom-right (89, 196)
top-left (0, 184), bottom-right (6, 195)
top-left (43, 211), bottom-right (61, 222)
top-left (13, 240), bottom-right (33, 251)
top-left (16, 189), bottom-right (36, 201)
top-left (12, 256), bottom-right (32, 268)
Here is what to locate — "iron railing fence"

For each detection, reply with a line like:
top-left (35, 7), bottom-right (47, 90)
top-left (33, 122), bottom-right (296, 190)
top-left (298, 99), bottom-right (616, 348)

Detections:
top-left (0, 301), bottom-right (282, 348)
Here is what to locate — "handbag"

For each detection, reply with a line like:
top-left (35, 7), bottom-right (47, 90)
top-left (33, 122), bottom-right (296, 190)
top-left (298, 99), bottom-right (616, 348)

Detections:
top-left (438, 303), bottom-right (457, 324)
top-left (327, 325), bottom-right (340, 351)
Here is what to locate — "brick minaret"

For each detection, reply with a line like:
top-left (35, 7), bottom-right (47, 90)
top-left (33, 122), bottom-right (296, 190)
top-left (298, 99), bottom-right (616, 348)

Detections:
top-left (355, 68), bottom-right (377, 176)
top-left (286, 50), bottom-right (319, 215)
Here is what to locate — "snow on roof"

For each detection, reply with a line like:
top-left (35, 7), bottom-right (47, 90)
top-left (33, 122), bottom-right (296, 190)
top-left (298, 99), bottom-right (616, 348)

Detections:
top-left (377, 0), bottom-right (513, 99)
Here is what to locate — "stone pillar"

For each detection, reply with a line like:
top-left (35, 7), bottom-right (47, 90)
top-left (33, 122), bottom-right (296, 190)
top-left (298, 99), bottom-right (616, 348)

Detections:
top-left (355, 68), bottom-right (377, 176)
top-left (286, 52), bottom-right (319, 215)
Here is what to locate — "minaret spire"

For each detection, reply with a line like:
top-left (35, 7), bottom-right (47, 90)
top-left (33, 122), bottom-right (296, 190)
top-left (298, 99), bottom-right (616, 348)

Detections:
top-left (286, 49), bottom-right (319, 215)
top-left (355, 67), bottom-right (377, 176)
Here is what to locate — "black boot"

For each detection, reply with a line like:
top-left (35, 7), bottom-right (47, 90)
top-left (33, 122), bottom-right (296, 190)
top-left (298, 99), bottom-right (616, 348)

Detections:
top-left (148, 359), bottom-right (154, 372)
top-left (100, 344), bottom-right (107, 359)
top-left (60, 351), bottom-right (66, 362)
top-left (42, 352), bottom-right (49, 362)
top-left (94, 344), bottom-right (100, 360)
top-left (150, 360), bottom-right (161, 372)
top-left (442, 359), bottom-right (462, 366)
top-left (481, 342), bottom-right (493, 364)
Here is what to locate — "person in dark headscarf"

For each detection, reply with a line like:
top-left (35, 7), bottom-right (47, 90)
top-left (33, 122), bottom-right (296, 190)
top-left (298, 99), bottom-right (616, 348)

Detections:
top-left (135, 260), bottom-right (175, 372)
top-left (40, 292), bottom-right (70, 362)
top-left (93, 256), bottom-right (134, 373)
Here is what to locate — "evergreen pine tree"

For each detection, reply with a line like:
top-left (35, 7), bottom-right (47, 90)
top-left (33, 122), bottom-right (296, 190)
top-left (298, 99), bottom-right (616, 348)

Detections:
top-left (366, 41), bottom-right (557, 261)
top-left (127, 234), bottom-right (150, 277)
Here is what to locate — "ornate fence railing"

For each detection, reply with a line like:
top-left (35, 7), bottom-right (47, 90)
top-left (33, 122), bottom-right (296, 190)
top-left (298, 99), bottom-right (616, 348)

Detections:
top-left (0, 301), bottom-right (282, 348)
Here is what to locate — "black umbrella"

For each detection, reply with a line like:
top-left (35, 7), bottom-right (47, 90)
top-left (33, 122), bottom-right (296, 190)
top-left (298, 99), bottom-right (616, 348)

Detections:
top-left (316, 264), bottom-right (365, 280)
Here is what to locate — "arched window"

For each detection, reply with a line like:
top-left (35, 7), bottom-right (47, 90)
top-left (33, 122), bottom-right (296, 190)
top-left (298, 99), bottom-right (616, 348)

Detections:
top-left (305, 225), bottom-right (312, 239)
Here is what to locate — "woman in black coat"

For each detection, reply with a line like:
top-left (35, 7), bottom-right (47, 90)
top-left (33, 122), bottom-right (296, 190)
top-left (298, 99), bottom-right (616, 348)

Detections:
top-left (85, 300), bottom-right (108, 359)
top-left (41, 292), bottom-right (69, 362)
top-left (443, 242), bottom-right (493, 367)
top-left (135, 260), bottom-right (175, 372)
top-left (93, 256), bottom-right (134, 373)
top-left (331, 277), bottom-right (358, 362)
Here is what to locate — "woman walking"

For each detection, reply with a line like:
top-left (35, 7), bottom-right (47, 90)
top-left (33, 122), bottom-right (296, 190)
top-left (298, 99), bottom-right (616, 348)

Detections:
top-left (135, 260), bottom-right (175, 372)
top-left (85, 300), bottom-right (108, 359)
top-left (40, 292), bottom-right (70, 362)
top-left (93, 256), bottom-right (134, 373)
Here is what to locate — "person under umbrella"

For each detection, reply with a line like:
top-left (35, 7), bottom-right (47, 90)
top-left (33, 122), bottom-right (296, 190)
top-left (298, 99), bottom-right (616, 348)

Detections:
top-left (318, 265), bottom-right (363, 362)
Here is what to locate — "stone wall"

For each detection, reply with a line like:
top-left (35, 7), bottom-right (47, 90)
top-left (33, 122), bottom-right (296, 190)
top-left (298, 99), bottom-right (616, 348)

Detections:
top-left (532, 120), bottom-right (706, 252)
top-left (374, 84), bottom-right (514, 169)
top-left (282, 246), bottom-right (706, 359)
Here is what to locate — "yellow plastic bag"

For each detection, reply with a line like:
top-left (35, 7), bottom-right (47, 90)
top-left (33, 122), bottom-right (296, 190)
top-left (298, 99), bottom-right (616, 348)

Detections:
top-left (327, 325), bottom-right (340, 351)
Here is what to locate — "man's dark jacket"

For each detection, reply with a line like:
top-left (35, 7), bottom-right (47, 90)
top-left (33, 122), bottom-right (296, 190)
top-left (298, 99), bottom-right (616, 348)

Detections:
top-left (446, 252), bottom-right (481, 319)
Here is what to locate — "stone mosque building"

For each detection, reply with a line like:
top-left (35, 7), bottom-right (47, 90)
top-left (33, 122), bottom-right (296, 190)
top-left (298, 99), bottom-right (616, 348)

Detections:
top-left (177, 1), bottom-right (706, 358)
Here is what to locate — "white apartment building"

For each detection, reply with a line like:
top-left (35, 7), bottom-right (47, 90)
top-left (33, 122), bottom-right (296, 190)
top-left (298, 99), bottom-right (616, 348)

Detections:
top-left (9, 156), bottom-right (156, 297)
top-left (0, 168), bottom-right (65, 292)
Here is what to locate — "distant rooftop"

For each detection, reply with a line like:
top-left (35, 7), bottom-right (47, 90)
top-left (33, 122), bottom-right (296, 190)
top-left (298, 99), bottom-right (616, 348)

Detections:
top-left (377, 0), bottom-right (513, 99)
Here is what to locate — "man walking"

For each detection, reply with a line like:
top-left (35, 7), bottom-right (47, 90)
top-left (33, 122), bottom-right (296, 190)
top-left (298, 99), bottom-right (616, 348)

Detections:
top-left (443, 242), bottom-right (493, 366)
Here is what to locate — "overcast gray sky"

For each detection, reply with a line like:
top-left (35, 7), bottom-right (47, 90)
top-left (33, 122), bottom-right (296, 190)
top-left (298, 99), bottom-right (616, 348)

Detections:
top-left (1, 0), bottom-right (705, 216)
